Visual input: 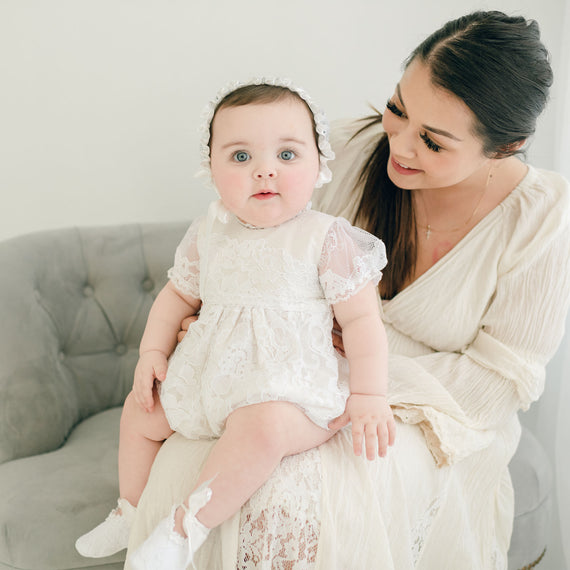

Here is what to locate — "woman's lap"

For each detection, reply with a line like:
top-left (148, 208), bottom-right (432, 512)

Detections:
top-left (125, 421), bottom-right (454, 570)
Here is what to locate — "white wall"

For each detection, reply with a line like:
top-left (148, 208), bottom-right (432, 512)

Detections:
top-left (1, 0), bottom-right (568, 241)
top-left (1, 1), bottom-right (569, 568)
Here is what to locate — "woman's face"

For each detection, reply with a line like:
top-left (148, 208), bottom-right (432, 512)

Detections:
top-left (382, 59), bottom-right (492, 191)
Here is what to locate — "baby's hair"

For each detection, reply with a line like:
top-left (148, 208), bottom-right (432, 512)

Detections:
top-left (210, 84), bottom-right (320, 150)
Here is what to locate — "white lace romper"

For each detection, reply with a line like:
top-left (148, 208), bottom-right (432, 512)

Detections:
top-left (159, 200), bottom-right (387, 439)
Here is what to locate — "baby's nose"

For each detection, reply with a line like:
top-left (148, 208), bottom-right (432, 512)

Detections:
top-left (253, 165), bottom-right (277, 179)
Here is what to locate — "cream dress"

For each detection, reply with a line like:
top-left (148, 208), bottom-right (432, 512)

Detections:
top-left (126, 120), bottom-right (570, 570)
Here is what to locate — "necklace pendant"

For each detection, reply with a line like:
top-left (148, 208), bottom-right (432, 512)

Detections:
top-left (426, 225), bottom-right (431, 240)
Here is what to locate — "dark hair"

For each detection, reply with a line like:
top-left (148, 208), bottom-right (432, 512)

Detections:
top-left (210, 84), bottom-right (319, 149)
top-left (353, 11), bottom-right (553, 298)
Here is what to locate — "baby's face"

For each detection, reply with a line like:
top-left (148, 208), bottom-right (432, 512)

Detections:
top-left (209, 97), bottom-right (320, 228)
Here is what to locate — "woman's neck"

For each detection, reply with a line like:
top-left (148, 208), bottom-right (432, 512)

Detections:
top-left (413, 157), bottom-right (528, 237)
top-left (406, 157), bottom-right (528, 285)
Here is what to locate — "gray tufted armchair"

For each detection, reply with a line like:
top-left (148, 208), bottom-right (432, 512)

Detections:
top-left (0, 222), bottom-right (555, 570)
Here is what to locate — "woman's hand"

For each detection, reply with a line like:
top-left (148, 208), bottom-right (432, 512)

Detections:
top-left (332, 318), bottom-right (345, 357)
top-left (177, 314), bottom-right (199, 343)
top-left (329, 394), bottom-right (396, 460)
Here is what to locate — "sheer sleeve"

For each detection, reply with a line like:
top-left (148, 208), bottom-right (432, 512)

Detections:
top-left (318, 218), bottom-right (387, 304)
top-left (166, 218), bottom-right (202, 297)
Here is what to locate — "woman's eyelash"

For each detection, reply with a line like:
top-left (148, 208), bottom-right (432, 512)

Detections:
top-left (386, 99), bottom-right (405, 118)
top-left (386, 98), bottom-right (442, 152)
top-left (420, 132), bottom-right (442, 152)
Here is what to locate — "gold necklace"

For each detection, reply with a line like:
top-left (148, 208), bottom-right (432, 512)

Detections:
top-left (417, 168), bottom-right (493, 240)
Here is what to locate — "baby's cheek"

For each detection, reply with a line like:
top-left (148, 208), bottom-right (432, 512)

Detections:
top-left (284, 167), bottom-right (319, 190)
top-left (214, 172), bottom-right (248, 200)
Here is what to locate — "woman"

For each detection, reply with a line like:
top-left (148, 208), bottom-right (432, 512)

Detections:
top-left (126, 11), bottom-right (570, 569)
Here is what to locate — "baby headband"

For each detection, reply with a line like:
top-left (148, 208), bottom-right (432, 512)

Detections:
top-left (197, 77), bottom-right (335, 188)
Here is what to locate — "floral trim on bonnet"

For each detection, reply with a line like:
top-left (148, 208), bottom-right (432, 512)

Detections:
top-left (197, 77), bottom-right (335, 189)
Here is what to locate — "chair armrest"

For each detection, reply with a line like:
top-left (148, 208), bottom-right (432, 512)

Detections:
top-left (0, 222), bottom-right (187, 464)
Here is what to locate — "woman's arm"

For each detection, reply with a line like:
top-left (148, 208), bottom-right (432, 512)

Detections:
top-left (388, 217), bottom-right (570, 466)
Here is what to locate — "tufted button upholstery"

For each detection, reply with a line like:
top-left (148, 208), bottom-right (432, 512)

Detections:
top-left (0, 222), bottom-right (188, 465)
top-left (115, 344), bottom-right (127, 355)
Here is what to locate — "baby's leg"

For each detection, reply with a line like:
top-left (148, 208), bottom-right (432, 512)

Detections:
top-left (177, 401), bottom-right (335, 531)
top-left (76, 387), bottom-right (173, 558)
top-left (119, 387), bottom-right (174, 506)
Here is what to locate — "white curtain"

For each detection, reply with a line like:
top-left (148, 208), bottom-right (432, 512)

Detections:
top-left (523, 3), bottom-right (570, 567)
top-left (552, 3), bottom-right (570, 566)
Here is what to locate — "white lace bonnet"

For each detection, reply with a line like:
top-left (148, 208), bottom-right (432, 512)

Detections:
top-left (198, 77), bottom-right (335, 188)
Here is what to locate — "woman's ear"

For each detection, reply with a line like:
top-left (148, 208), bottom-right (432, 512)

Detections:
top-left (496, 138), bottom-right (527, 158)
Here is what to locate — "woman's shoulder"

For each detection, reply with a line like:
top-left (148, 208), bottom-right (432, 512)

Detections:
top-left (505, 165), bottom-right (570, 223)
top-left (313, 117), bottom-right (385, 218)
top-left (498, 165), bottom-right (570, 269)
top-left (329, 117), bottom-right (384, 155)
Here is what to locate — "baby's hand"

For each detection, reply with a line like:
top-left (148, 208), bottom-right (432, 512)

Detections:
top-left (329, 394), bottom-right (396, 460)
top-left (133, 350), bottom-right (168, 412)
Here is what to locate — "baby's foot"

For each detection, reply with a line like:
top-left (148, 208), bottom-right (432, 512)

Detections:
top-left (75, 498), bottom-right (136, 558)
top-left (130, 481), bottom-right (212, 570)
top-left (129, 506), bottom-right (192, 570)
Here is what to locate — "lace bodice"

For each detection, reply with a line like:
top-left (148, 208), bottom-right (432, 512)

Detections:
top-left (168, 200), bottom-right (386, 307)
top-left (159, 200), bottom-right (386, 438)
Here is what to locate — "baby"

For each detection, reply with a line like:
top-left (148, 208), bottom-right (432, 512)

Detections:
top-left (76, 78), bottom-right (396, 569)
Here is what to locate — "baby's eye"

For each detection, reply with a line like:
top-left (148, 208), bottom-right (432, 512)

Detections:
top-left (279, 150), bottom-right (296, 161)
top-left (233, 151), bottom-right (250, 162)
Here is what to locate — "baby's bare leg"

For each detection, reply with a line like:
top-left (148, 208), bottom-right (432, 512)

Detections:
top-left (119, 388), bottom-right (173, 506)
top-left (177, 401), bottom-right (335, 531)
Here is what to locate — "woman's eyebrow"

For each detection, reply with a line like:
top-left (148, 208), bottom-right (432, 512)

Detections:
top-left (396, 83), bottom-right (463, 142)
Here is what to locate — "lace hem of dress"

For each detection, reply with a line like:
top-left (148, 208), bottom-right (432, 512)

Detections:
top-left (411, 496), bottom-right (442, 566)
top-left (237, 448), bottom-right (321, 569)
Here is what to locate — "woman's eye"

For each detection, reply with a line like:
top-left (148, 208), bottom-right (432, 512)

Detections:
top-left (420, 132), bottom-right (442, 153)
top-left (386, 99), bottom-right (406, 119)
top-left (233, 151), bottom-right (250, 162)
top-left (279, 150), bottom-right (295, 161)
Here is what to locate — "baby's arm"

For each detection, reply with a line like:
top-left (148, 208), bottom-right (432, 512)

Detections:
top-left (133, 281), bottom-right (201, 412)
top-left (328, 282), bottom-right (396, 459)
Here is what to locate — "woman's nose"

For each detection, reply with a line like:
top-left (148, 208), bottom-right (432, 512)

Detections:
top-left (388, 127), bottom-right (416, 159)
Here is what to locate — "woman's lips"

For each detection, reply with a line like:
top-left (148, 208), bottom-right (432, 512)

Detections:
top-left (390, 156), bottom-right (422, 175)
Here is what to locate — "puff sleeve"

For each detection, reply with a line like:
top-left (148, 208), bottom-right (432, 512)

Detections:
top-left (318, 218), bottom-right (387, 304)
top-left (167, 218), bottom-right (202, 298)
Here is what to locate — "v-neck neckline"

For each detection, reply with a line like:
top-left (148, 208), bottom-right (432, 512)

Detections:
top-left (382, 166), bottom-right (534, 308)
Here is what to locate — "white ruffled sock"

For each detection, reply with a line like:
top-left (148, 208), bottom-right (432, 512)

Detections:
top-left (130, 480), bottom-right (213, 570)
top-left (75, 498), bottom-right (137, 558)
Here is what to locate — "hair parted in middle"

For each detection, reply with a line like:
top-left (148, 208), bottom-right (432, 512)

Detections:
top-left (352, 11), bottom-right (553, 299)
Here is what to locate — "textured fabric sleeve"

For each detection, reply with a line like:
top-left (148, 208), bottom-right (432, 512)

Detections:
top-left (318, 218), bottom-right (387, 304)
top-left (389, 179), bottom-right (570, 466)
top-left (166, 218), bottom-right (202, 297)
